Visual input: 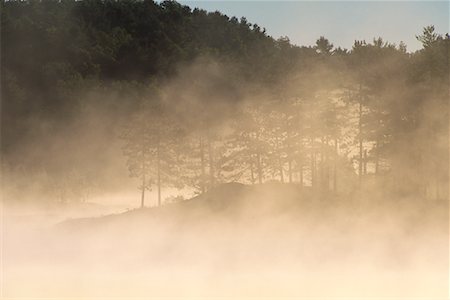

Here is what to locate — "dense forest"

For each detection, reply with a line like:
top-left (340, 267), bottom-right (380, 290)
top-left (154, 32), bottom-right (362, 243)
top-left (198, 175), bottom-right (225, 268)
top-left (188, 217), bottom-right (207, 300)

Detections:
top-left (2, 0), bottom-right (449, 206)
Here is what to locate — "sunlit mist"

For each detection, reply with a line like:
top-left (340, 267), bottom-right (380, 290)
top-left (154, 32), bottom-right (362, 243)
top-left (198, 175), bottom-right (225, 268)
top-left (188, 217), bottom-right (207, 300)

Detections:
top-left (1, 0), bottom-right (448, 298)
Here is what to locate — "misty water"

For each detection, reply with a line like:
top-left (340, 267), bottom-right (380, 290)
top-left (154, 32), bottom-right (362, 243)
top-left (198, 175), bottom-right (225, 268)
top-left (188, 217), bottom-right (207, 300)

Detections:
top-left (3, 183), bottom-right (448, 298)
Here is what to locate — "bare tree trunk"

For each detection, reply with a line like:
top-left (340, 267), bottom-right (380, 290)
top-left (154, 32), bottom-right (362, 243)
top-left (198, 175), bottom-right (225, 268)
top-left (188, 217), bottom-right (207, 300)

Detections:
top-left (363, 149), bottom-right (368, 175)
top-left (325, 137), bottom-right (330, 191)
top-left (298, 109), bottom-right (304, 188)
top-left (157, 137), bottom-right (161, 206)
top-left (141, 172), bottom-right (145, 208)
top-left (250, 159), bottom-right (255, 184)
top-left (200, 136), bottom-right (206, 194)
top-left (312, 152), bottom-right (316, 189)
top-left (358, 84), bottom-right (363, 187)
top-left (279, 157), bottom-right (285, 183)
top-left (299, 164), bottom-right (303, 188)
top-left (288, 159), bottom-right (293, 183)
top-left (320, 136), bottom-right (330, 191)
top-left (319, 137), bottom-right (324, 189)
top-left (435, 163), bottom-right (440, 200)
top-left (276, 136), bottom-right (284, 183)
top-left (298, 137), bottom-right (303, 188)
top-left (310, 138), bottom-right (315, 188)
top-left (141, 145), bottom-right (146, 208)
top-left (287, 128), bottom-right (293, 184)
top-left (317, 151), bottom-right (322, 188)
top-left (333, 139), bottom-right (338, 193)
top-left (257, 151), bottom-right (263, 184)
top-left (207, 132), bottom-right (215, 189)
top-left (375, 141), bottom-right (379, 175)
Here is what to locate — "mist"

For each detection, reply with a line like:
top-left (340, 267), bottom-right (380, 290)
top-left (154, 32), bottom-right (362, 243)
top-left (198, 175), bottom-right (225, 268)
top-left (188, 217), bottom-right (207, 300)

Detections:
top-left (1, 0), bottom-right (449, 298)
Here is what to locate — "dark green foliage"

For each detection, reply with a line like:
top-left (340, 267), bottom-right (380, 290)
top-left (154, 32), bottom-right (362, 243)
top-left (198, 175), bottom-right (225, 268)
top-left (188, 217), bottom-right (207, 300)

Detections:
top-left (1, 0), bottom-right (276, 152)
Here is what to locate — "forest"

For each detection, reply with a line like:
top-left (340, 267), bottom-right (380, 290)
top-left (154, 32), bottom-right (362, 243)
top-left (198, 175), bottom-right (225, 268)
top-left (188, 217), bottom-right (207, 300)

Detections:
top-left (2, 0), bottom-right (449, 206)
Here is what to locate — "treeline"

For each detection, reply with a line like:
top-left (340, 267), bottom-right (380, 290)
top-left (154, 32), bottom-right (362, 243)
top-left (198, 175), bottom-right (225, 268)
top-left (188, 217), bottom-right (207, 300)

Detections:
top-left (121, 32), bottom-right (449, 206)
top-left (2, 0), bottom-right (283, 202)
top-left (1, 0), bottom-right (448, 204)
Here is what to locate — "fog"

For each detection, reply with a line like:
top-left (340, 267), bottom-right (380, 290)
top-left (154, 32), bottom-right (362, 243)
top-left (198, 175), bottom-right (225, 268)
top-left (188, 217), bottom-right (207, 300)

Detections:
top-left (1, 1), bottom-right (449, 298)
top-left (3, 184), bottom-right (448, 298)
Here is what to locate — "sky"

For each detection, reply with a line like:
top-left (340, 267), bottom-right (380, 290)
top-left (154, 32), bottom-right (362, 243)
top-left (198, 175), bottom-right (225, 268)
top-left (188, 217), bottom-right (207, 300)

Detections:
top-left (180, 1), bottom-right (449, 52)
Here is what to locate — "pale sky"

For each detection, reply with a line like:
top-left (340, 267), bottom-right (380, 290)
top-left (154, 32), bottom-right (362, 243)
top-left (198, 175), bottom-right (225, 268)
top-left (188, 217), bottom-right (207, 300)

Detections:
top-left (180, 1), bottom-right (449, 52)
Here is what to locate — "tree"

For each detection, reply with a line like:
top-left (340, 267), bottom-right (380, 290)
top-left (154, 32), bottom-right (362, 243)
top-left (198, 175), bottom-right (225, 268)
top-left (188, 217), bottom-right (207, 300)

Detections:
top-left (223, 103), bottom-right (270, 185)
top-left (121, 98), bottom-right (179, 207)
top-left (416, 25), bottom-right (441, 49)
top-left (315, 36), bottom-right (334, 55)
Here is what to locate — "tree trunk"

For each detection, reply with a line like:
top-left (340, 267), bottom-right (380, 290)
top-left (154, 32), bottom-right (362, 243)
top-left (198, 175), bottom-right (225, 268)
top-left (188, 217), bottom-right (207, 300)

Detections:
top-left (298, 137), bottom-right (303, 188)
top-left (320, 136), bottom-right (330, 191)
top-left (363, 149), bottom-right (368, 175)
top-left (297, 105), bottom-right (304, 188)
top-left (325, 137), bottom-right (330, 191)
top-left (200, 136), bottom-right (206, 194)
top-left (250, 159), bottom-right (255, 184)
top-left (157, 137), bottom-right (161, 206)
top-left (312, 152), bottom-right (316, 189)
top-left (207, 133), bottom-right (215, 189)
top-left (299, 164), bottom-right (303, 188)
top-left (141, 172), bottom-right (145, 208)
top-left (435, 163), bottom-right (440, 200)
top-left (141, 145), bottom-right (146, 208)
top-left (318, 151), bottom-right (322, 188)
top-left (276, 136), bottom-right (284, 183)
top-left (257, 151), bottom-right (263, 184)
top-left (373, 140), bottom-right (379, 175)
top-left (333, 139), bottom-right (338, 193)
top-left (287, 127), bottom-right (293, 184)
top-left (310, 138), bottom-right (315, 188)
top-left (288, 159), bottom-right (292, 183)
top-left (358, 84), bottom-right (363, 186)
